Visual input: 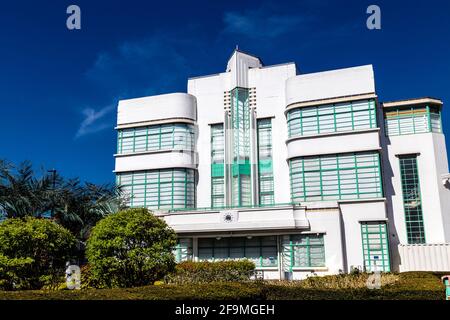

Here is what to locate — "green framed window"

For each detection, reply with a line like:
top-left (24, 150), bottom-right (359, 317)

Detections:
top-left (174, 238), bottom-right (193, 263)
top-left (211, 124), bottom-right (225, 208)
top-left (282, 234), bottom-right (325, 270)
top-left (399, 155), bottom-right (426, 244)
top-left (384, 105), bottom-right (442, 136)
top-left (289, 152), bottom-right (383, 202)
top-left (198, 236), bottom-right (278, 268)
top-left (287, 99), bottom-right (377, 138)
top-left (230, 87), bottom-right (252, 207)
top-left (257, 118), bottom-right (274, 205)
top-left (117, 123), bottom-right (194, 154)
top-left (361, 221), bottom-right (390, 272)
top-left (116, 168), bottom-right (195, 210)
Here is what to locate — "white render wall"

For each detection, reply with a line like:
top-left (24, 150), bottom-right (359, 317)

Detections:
top-left (286, 129), bottom-right (381, 159)
top-left (188, 72), bottom-right (230, 208)
top-left (285, 65), bottom-right (375, 105)
top-left (383, 133), bottom-right (450, 244)
top-left (115, 150), bottom-right (197, 173)
top-left (306, 208), bottom-right (346, 276)
top-left (117, 93), bottom-right (197, 125)
top-left (248, 63), bottom-right (296, 204)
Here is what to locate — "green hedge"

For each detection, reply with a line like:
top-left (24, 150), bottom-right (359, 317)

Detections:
top-left (0, 282), bottom-right (265, 300)
top-left (0, 271), bottom-right (444, 300)
top-left (265, 272), bottom-right (445, 300)
top-left (166, 260), bottom-right (256, 284)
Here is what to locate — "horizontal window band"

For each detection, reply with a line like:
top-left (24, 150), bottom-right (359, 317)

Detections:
top-left (285, 93), bottom-right (377, 113)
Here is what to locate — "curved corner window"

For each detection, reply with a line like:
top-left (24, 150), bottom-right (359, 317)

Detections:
top-left (117, 123), bottom-right (194, 154)
top-left (116, 168), bottom-right (195, 210)
top-left (287, 99), bottom-right (377, 138)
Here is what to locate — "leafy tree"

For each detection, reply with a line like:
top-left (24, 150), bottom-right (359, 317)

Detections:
top-left (0, 217), bottom-right (77, 290)
top-left (86, 208), bottom-right (177, 288)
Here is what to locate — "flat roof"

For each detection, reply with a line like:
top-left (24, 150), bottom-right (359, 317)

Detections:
top-left (382, 97), bottom-right (443, 108)
top-left (187, 62), bottom-right (296, 81)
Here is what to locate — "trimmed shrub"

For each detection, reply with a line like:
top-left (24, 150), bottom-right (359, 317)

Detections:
top-left (265, 272), bottom-right (445, 300)
top-left (166, 260), bottom-right (256, 284)
top-left (86, 208), bottom-right (177, 288)
top-left (0, 217), bottom-right (77, 290)
top-left (79, 264), bottom-right (101, 290)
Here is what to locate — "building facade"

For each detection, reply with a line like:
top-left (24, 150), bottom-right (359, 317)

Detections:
top-left (114, 50), bottom-right (450, 279)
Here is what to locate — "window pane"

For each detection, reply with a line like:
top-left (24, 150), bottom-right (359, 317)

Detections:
top-left (287, 99), bottom-right (376, 138)
top-left (290, 152), bottom-right (382, 201)
top-left (117, 123), bottom-right (195, 154)
top-left (116, 169), bottom-right (195, 210)
top-left (399, 155), bottom-right (425, 244)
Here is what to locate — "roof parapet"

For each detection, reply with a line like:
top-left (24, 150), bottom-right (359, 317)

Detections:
top-left (382, 97), bottom-right (443, 108)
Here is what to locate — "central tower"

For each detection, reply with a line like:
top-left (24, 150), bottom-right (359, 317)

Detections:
top-left (224, 50), bottom-right (262, 207)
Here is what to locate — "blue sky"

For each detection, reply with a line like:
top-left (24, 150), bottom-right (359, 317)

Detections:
top-left (0, 0), bottom-right (449, 184)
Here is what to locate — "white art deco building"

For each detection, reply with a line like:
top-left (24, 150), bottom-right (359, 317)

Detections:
top-left (114, 49), bottom-right (450, 279)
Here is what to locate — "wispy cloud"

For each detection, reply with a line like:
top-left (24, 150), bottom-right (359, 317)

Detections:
top-left (86, 34), bottom-right (192, 96)
top-left (75, 104), bottom-right (115, 139)
top-left (223, 5), bottom-right (309, 39)
top-left (76, 32), bottom-right (203, 139)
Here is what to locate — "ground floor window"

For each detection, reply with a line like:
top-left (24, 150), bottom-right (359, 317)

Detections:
top-left (360, 221), bottom-right (390, 272)
top-left (173, 238), bottom-right (193, 263)
top-left (198, 236), bottom-right (278, 267)
top-left (281, 234), bottom-right (326, 270)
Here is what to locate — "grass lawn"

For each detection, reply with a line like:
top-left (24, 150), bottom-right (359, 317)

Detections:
top-left (0, 272), bottom-right (446, 300)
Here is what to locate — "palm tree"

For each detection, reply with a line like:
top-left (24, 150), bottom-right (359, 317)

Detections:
top-left (0, 160), bottom-right (53, 218)
top-left (0, 159), bottom-right (128, 241)
top-left (51, 178), bottom-right (127, 240)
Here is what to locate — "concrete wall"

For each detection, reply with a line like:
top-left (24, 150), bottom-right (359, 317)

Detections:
top-left (248, 64), bottom-right (296, 204)
top-left (383, 132), bottom-right (450, 246)
top-left (114, 150), bottom-right (197, 172)
top-left (285, 65), bottom-right (375, 105)
top-left (188, 72), bottom-right (229, 208)
top-left (286, 129), bottom-right (381, 159)
top-left (306, 208), bottom-right (346, 275)
top-left (117, 93), bottom-right (197, 125)
top-left (162, 206), bottom-right (309, 233)
top-left (339, 200), bottom-right (387, 271)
